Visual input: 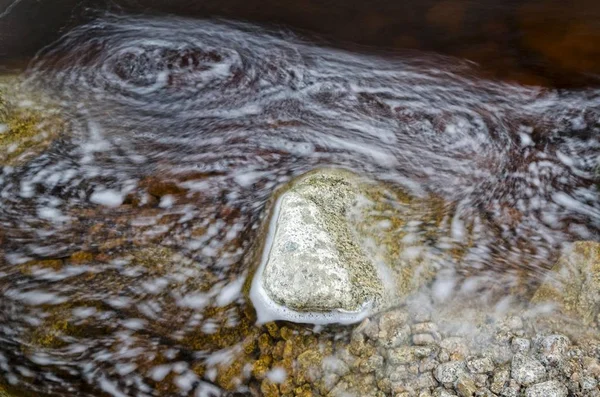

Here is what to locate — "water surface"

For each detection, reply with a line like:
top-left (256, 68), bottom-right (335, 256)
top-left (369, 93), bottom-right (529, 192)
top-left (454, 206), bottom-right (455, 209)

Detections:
top-left (0, 14), bottom-right (599, 396)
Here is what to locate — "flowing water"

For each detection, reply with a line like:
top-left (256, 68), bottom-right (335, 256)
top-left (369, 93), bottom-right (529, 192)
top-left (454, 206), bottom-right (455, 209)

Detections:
top-left (0, 13), bottom-right (600, 396)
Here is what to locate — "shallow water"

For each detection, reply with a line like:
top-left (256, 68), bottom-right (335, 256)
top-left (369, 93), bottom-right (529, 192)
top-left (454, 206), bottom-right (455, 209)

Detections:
top-left (0, 14), bottom-right (599, 396)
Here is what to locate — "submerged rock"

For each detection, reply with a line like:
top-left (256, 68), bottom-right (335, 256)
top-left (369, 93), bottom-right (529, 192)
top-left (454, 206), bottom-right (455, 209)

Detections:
top-left (532, 241), bottom-right (600, 325)
top-left (0, 76), bottom-right (65, 165)
top-left (249, 168), bottom-right (442, 324)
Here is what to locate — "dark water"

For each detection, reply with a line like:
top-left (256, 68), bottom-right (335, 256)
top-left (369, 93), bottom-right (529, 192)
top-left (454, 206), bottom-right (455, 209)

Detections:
top-left (2, 0), bottom-right (600, 87)
top-left (0, 5), bottom-right (599, 397)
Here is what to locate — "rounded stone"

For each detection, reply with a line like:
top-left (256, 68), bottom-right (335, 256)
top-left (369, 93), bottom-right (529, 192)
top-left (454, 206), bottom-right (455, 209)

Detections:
top-left (249, 168), bottom-right (439, 324)
top-left (511, 354), bottom-right (547, 386)
top-left (524, 380), bottom-right (568, 397)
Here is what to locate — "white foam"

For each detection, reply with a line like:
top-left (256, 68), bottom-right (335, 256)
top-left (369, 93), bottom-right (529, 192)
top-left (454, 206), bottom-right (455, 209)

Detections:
top-left (90, 189), bottom-right (124, 207)
top-left (215, 277), bottom-right (244, 307)
top-left (266, 367), bottom-right (287, 384)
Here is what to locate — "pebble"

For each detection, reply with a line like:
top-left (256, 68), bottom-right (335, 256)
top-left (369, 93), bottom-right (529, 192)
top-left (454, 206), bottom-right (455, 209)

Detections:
top-left (433, 388), bottom-right (457, 397)
top-left (511, 337), bottom-right (531, 354)
top-left (414, 333), bottom-right (437, 346)
top-left (511, 354), bottom-right (547, 386)
top-left (536, 335), bottom-right (570, 366)
top-left (456, 376), bottom-right (477, 397)
top-left (388, 346), bottom-right (416, 365)
top-left (525, 380), bottom-right (568, 397)
top-left (434, 361), bottom-right (467, 384)
top-left (466, 357), bottom-right (494, 374)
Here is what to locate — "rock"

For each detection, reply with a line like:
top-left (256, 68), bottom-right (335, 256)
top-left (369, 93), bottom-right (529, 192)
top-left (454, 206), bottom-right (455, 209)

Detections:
top-left (490, 367), bottom-right (510, 394)
top-left (388, 346), bottom-right (416, 366)
top-left (532, 241), bottom-right (600, 325)
top-left (249, 168), bottom-right (439, 324)
top-left (536, 335), bottom-right (570, 366)
top-left (467, 357), bottom-right (494, 374)
top-left (359, 354), bottom-right (384, 374)
top-left (440, 338), bottom-right (469, 361)
top-left (580, 375), bottom-right (598, 391)
top-left (433, 389), bottom-right (457, 397)
top-left (524, 380), bottom-right (568, 397)
top-left (414, 333), bottom-right (437, 346)
top-left (410, 373), bottom-right (438, 390)
top-left (322, 356), bottom-right (350, 377)
top-left (434, 361), bottom-right (467, 385)
top-left (0, 76), bottom-right (65, 166)
top-left (456, 375), bottom-right (477, 397)
top-left (502, 379), bottom-right (521, 397)
top-left (510, 338), bottom-right (530, 354)
top-left (378, 309), bottom-right (411, 347)
top-left (511, 354), bottom-right (546, 386)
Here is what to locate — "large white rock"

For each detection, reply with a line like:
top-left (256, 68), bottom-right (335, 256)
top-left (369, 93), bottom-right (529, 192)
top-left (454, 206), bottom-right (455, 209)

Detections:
top-left (249, 168), bottom-right (440, 324)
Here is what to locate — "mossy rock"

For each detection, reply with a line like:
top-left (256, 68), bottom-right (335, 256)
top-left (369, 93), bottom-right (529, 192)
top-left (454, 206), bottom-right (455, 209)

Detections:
top-left (248, 167), bottom-right (459, 324)
top-left (532, 241), bottom-right (600, 325)
top-left (0, 76), bottom-right (65, 166)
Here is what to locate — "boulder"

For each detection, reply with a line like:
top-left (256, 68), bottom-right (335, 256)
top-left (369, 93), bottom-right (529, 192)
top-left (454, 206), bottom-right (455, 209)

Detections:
top-left (532, 241), bottom-right (600, 325)
top-left (249, 168), bottom-right (441, 324)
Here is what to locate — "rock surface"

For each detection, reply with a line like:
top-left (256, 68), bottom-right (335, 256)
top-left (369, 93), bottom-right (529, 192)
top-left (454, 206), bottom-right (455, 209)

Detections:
top-left (0, 76), bottom-right (64, 165)
top-left (532, 241), bottom-right (600, 325)
top-left (249, 168), bottom-right (440, 324)
top-left (260, 174), bottom-right (383, 313)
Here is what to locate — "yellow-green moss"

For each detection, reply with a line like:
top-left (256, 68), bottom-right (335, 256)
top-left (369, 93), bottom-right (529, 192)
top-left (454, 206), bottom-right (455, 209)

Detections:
top-left (0, 78), bottom-right (64, 165)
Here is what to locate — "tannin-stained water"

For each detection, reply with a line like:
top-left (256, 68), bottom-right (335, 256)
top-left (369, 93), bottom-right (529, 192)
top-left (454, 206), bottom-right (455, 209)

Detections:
top-left (0, 14), bottom-right (599, 396)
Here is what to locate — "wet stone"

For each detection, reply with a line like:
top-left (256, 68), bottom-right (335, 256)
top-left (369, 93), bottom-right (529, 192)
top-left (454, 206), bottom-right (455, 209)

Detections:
top-left (434, 361), bottom-right (467, 385)
top-left (511, 354), bottom-right (546, 386)
top-left (524, 380), bottom-right (568, 397)
top-left (249, 168), bottom-right (439, 324)
top-left (536, 334), bottom-right (570, 366)
top-left (466, 357), bottom-right (494, 374)
top-left (511, 337), bottom-right (531, 354)
top-left (456, 376), bottom-right (477, 397)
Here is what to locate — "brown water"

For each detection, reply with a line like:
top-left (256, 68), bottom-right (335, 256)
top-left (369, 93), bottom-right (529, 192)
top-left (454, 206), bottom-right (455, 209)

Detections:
top-left (2, 0), bottom-right (600, 87)
top-left (0, 2), bottom-right (599, 397)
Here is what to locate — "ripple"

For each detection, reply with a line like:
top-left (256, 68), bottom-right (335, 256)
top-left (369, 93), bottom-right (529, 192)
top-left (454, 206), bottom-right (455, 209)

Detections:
top-left (0, 13), bottom-right (599, 396)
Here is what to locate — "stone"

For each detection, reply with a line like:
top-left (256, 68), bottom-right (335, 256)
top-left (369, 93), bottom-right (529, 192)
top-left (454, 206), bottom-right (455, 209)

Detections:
top-left (440, 338), bottom-right (469, 361)
top-left (257, 176), bottom-right (381, 313)
top-left (388, 346), bottom-right (416, 366)
top-left (524, 380), bottom-right (568, 397)
top-left (511, 354), bottom-right (546, 386)
top-left (580, 375), bottom-right (598, 391)
top-left (456, 375), bottom-right (477, 397)
top-left (467, 357), bottom-right (495, 374)
top-left (433, 389), bottom-right (457, 397)
top-left (249, 168), bottom-right (443, 324)
top-left (490, 367), bottom-right (510, 394)
top-left (502, 379), bottom-right (521, 397)
top-left (358, 354), bottom-right (384, 374)
top-left (0, 76), bottom-right (65, 166)
top-left (532, 241), bottom-right (600, 325)
top-left (510, 338), bottom-right (530, 354)
top-left (434, 361), bottom-right (467, 384)
top-left (322, 356), bottom-right (350, 377)
top-left (536, 335), bottom-right (570, 366)
top-left (414, 333), bottom-right (437, 346)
